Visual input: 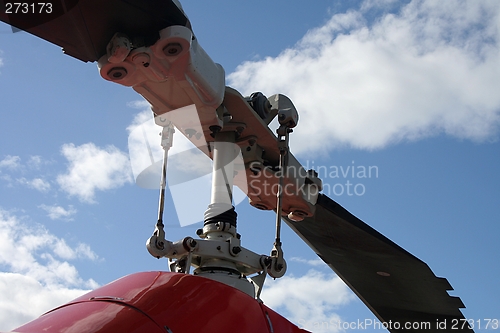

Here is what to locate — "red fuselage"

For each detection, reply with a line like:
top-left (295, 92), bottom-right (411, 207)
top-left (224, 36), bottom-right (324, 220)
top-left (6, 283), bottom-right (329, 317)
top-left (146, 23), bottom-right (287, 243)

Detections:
top-left (12, 272), bottom-right (309, 333)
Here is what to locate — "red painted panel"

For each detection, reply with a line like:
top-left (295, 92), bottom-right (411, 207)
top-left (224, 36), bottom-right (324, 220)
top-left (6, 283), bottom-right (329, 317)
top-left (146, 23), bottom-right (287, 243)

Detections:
top-left (12, 272), bottom-right (279, 333)
top-left (260, 304), bottom-right (312, 333)
top-left (14, 302), bottom-right (164, 333)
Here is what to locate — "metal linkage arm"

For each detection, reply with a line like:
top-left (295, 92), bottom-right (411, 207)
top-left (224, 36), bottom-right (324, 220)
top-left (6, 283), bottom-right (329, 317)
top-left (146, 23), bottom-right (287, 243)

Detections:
top-left (267, 107), bottom-right (298, 279)
top-left (146, 122), bottom-right (175, 259)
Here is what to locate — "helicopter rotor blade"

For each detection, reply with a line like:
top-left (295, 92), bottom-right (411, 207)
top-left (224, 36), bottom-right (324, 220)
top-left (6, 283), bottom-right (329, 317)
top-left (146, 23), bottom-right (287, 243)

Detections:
top-left (0, 0), bottom-right (190, 62)
top-left (284, 193), bottom-right (472, 332)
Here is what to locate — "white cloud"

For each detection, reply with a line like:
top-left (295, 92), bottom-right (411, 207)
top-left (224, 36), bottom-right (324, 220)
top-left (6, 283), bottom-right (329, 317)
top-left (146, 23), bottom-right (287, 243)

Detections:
top-left (126, 108), bottom-right (209, 184)
top-left (1, 156), bottom-right (52, 189)
top-left (0, 155), bottom-right (21, 170)
top-left (39, 204), bottom-right (77, 221)
top-left (27, 155), bottom-right (44, 169)
top-left (126, 109), bottom-right (164, 182)
top-left (127, 99), bottom-right (151, 110)
top-left (228, 0), bottom-right (500, 153)
top-left (0, 209), bottom-right (99, 282)
top-left (0, 209), bottom-right (98, 331)
top-left (57, 143), bottom-right (133, 203)
top-left (74, 243), bottom-right (99, 261)
top-left (260, 270), bottom-right (355, 332)
top-left (0, 273), bottom-right (90, 331)
top-left (361, 0), bottom-right (399, 11)
top-left (290, 256), bottom-right (325, 267)
top-left (17, 177), bottom-right (51, 192)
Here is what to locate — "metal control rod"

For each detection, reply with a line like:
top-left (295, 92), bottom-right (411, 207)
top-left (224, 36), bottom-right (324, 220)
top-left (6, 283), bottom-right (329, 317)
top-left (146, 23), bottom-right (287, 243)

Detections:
top-left (157, 123), bottom-right (175, 224)
top-left (274, 130), bottom-right (289, 246)
top-left (147, 122), bottom-right (175, 257)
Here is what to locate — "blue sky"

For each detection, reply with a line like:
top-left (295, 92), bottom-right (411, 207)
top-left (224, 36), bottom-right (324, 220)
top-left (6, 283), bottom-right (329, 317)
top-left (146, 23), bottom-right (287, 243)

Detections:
top-left (1, 0), bottom-right (500, 331)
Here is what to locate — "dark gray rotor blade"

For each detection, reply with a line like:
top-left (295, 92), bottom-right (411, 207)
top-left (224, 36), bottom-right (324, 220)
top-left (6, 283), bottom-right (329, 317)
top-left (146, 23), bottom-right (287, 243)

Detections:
top-left (0, 0), bottom-right (190, 62)
top-left (284, 193), bottom-right (473, 333)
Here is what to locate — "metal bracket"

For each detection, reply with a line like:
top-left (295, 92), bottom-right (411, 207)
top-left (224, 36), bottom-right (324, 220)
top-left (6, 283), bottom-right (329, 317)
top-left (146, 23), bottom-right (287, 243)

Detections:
top-left (162, 238), bottom-right (266, 276)
top-left (250, 271), bottom-right (267, 300)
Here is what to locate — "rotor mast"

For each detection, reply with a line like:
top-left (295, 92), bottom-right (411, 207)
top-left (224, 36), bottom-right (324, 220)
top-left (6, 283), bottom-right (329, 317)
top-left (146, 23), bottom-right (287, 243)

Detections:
top-left (145, 99), bottom-right (309, 297)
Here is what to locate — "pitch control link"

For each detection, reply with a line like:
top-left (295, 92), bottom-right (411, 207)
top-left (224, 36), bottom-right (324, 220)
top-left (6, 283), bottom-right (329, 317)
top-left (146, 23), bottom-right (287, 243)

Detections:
top-left (146, 121), bottom-right (175, 259)
top-left (267, 105), bottom-right (299, 279)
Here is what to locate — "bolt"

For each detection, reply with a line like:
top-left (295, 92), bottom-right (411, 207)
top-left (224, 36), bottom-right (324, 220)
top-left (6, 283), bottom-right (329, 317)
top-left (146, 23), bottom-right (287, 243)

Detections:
top-left (253, 203), bottom-right (268, 210)
top-left (288, 210), bottom-right (307, 222)
top-left (294, 210), bottom-right (307, 217)
top-left (263, 256), bottom-right (272, 266)
top-left (132, 53), bottom-right (151, 68)
top-left (163, 43), bottom-right (183, 56)
top-left (209, 125), bottom-right (222, 137)
top-left (232, 246), bottom-right (242, 254)
top-left (107, 67), bottom-right (127, 80)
